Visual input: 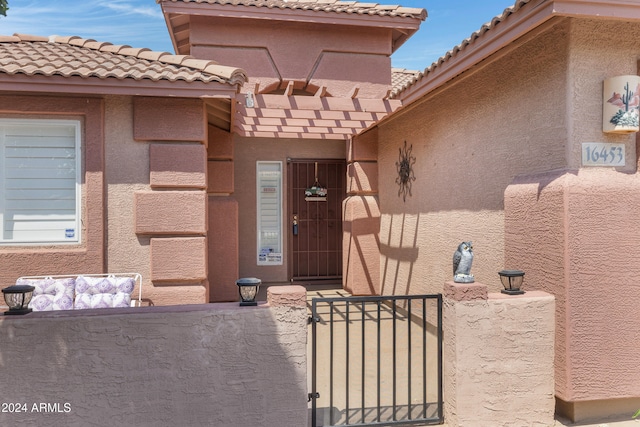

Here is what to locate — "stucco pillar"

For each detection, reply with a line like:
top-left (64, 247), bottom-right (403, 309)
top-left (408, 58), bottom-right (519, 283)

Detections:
top-left (443, 281), bottom-right (555, 427)
top-left (344, 129), bottom-right (380, 295)
top-left (207, 125), bottom-right (239, 302)
top-left (343, 195), bottom-right (381, 295)
top-left (208, 197), bottom-right (239, 302)
top-left (505, 168), bottom-right (640, 421)
top-left (134, 97), bottom-right (209, 305)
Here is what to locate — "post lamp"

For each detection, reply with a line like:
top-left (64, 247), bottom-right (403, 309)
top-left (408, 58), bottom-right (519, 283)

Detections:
top-left (498, 270), bottom-right (525, 295)
top-left (236, 278), bottom-right (261, 306)
top-left (2, 284), bottom-right (35, 315)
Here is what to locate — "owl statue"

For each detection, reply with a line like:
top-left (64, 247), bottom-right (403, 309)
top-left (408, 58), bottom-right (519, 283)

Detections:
top-left (453, 241), bottom-right (475, 283)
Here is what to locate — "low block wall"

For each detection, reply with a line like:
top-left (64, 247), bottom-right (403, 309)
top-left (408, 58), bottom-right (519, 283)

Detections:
top-left (444, 281), bottom-right (555, 427)
top-left (0, 286), bottom-right (308, 427)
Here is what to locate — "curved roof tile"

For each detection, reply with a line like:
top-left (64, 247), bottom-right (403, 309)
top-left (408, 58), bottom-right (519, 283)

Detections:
top-left (158, 0), bottom-right (426, 20)
top-left (391, 0), bottom-right (532, 98)
top-left (0, 33), bottom-right (247, 86)
top-left (391, 67), bottom-right (420, 93)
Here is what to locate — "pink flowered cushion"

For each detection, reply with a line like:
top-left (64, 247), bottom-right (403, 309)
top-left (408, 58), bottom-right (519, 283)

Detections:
top-left (74, 276), bottom-right (134, 309)
top-left (19, 277), bottom-right (75, 311)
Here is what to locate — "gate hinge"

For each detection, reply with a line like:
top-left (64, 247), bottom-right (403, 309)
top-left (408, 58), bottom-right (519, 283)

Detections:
top-left (308, 316), bottom-right (320, 324)
top-left (308, 392), bottom-right (320, 402)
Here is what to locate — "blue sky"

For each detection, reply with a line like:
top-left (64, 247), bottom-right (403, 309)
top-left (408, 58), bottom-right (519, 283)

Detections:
top-left (0, 0), bottom-right (516, 71)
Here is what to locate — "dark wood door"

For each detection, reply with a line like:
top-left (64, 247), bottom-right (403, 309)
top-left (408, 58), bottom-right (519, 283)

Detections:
top-left (288, 160), bottom-right (345, 281)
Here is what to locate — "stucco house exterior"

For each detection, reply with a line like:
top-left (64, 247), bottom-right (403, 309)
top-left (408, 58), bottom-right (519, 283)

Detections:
top-left (2, 0), bottom-right (640, 422)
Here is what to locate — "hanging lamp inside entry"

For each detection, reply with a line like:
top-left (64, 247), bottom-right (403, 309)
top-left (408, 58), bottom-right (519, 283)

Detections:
top-left (305, 162), bottom-right (327, 202)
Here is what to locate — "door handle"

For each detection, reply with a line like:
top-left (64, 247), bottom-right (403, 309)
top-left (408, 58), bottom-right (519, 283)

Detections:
top-left (292, 214), bottom-right (298, 236)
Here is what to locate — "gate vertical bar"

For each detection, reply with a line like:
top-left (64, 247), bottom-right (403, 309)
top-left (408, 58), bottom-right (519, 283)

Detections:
top-left (312, 299), bottom-right (318, 427)
top-left (330, 301), bottom-right (335, 426)
top-left (346, 300), bottom-right (350, 425)
top-left (392, 300), bottom-right (397, 422)
top-left (437, 294), bottom-right (444, 423)
top-left (361, 302), bottom-right (365, 424)
top-left (422, 298), bottom-right (427, 419)
top-left (407, 298), bottom-right (412, 420)
top-left (376, 300), bottom-right (381, 423)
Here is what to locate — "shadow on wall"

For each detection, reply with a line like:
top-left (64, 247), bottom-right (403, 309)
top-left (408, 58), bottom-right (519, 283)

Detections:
top-left (343, 197), bottom-right (382, 295)
top-left (0, 301), bottom-right (308, 427)
top-left (379, 213), bottom-right (420, 296)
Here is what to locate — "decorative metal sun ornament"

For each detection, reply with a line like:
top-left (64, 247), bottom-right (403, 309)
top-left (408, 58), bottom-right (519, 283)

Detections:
top-left (395, 140), bottom-right (416, 202)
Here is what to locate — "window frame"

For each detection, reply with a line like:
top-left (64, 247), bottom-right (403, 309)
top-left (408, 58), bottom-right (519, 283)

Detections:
top-left (0, 118), bottom-right (82, 246)
top-left (256, 161), bottom-right (283, 266)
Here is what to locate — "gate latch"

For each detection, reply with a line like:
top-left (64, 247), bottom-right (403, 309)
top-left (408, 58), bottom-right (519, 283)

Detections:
top-left (308, 392), bottom-right (320, 402)
top-left (308, 316), bottom-right (320, 324)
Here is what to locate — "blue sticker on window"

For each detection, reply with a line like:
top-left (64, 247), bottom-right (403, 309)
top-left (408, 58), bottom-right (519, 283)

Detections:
top-left (65, 229), bottom-right (75, 238)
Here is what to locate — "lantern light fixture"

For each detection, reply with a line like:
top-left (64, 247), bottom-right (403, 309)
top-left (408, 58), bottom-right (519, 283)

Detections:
top-left (236, 277), bottom-right (261, 306)
top-left (498, 270), bottom-right (525, 295)
top-left (2, 284), bottom-right (35, 315)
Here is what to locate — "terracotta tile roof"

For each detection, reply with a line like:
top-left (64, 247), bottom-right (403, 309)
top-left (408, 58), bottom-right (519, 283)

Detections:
top-left (159, 0), bottom-right (426, 20)
top-left (391, 68), bottom-right (420, 94)
top-left (0, 34), bottom-right (247, 86)
top-left (391, 0), bottom-right (533, 98)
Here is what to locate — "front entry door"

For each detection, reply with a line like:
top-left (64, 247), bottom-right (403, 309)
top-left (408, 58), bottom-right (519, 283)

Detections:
top-left (288, 160), bottom-right (345, 281)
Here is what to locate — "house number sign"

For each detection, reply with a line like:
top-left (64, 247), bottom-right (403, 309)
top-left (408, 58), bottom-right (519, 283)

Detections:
top-left (581, 142), bottom-right (625, 167)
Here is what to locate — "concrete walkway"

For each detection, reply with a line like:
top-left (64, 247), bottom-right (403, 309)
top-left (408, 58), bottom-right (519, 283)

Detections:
top-left (301, 286), bottom-right (640, 427)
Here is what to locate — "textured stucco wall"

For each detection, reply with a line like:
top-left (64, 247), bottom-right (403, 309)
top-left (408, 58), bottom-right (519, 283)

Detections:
top-left (190, 16), bottom-right (392, 98)
top-left (130, 97), bottom-right (209, 304)
top-left (504, 19), bottom-right (640, 419)
top-left (106, 97), bottom-right (207, 306)
top-left (105, 96), bottom-right (151, 282)
top-left (567, 19), bottom-right (640, 171)
top-left (506, 169), bottom-right (640, 406)
top-left (444, 282), bottom-right (555, 427)
top-left (234, 135), bottom-right (346, 282)
top-left (0, 288), bottom-right (308, 427)
top-left (377, 20), bottom-right (571, 296)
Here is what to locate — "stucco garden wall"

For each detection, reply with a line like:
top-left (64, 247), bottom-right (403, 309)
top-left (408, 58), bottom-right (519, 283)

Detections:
top-left (376, 20), bottom-right (570, 296)
top-left (0, 286), bottom-right (308, 427)
top-left (444, 282), bottom-right (555, 427)
top-left (234, 135), bottom-right (345, 282)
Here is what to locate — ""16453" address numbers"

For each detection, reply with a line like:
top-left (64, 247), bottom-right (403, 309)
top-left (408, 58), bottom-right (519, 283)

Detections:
top-left (582, 142), bottom-right (625, 167)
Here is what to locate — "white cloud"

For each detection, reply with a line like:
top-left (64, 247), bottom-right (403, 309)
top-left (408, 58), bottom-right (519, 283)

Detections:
top-left (100, 1), bottom-right (163, 18)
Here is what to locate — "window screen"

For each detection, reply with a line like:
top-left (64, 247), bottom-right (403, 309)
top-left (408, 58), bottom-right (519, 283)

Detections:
top-left (0, 119), bottom-right (81, 244)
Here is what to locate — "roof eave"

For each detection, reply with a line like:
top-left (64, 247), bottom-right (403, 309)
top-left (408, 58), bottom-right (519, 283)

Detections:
top-left (0, 74), bottom-right (240, 99)
top-left (162, 7), bottom-right (182, 56)
top-left (161, 1), bottom-right (424, 55)
top-left (551, 0), bottom-right (640, 21)
top-left (397, 0), bottom-right (555, 107)
top-left (160, 1), bottom-right (424, 28)
top-left (396, 0), bottom-right (640, 107)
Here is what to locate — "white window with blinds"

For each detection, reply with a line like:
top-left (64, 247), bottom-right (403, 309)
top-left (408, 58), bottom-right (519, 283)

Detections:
top-left (256, 161), bottom-right (282, 265)
top-left (0, 119), bottom-right (81, 245)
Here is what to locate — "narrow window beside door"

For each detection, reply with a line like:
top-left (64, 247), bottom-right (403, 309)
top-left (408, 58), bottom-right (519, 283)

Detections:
top-left (256, 161), bottom-right (282, 265)
top-left (0, 119), bottom-right (82, 245)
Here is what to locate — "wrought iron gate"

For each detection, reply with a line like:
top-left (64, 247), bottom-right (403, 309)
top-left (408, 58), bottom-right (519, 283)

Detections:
top-left (309, 294), bottom-right (443, 426)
